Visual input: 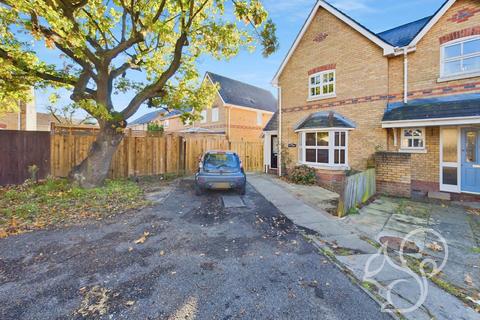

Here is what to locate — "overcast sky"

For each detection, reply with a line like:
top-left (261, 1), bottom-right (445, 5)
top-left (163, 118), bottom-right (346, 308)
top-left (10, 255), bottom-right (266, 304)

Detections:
top-left (34, 0), bottom-right (446, 121)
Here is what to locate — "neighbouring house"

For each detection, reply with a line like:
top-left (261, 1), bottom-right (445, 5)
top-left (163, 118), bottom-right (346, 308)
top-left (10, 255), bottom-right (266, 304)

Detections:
top-left (0, 88), bottom-right (38, 131)
top-left (263, 111), bottom-right (279, 173)
top-left (130, 72), bottom-right (277, 141)
top-left (273, 0), bottom-right (480, 199)
top-left (128, 110), bottom-right (165, 131)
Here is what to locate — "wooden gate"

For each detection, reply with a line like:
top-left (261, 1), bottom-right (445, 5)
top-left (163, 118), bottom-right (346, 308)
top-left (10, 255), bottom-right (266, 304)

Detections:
top-left (0, 130), bottom-right (50, 185)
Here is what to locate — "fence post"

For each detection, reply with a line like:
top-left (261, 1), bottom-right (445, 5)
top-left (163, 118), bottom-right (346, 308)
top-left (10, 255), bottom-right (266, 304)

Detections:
top-left (127, 128), bottom-right (135, 177)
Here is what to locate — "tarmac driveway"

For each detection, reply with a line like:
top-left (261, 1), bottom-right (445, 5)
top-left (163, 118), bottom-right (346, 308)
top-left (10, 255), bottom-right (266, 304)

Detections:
top-left (0, 180), bottom-right (391, 320)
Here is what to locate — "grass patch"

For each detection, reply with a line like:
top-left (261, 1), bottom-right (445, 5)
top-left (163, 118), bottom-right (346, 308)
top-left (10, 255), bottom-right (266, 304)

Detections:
top-left (0, 178), bottom-right (148, 237)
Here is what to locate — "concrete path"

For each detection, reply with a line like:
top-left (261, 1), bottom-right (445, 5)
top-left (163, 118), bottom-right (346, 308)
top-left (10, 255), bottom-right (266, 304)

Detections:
top-left (248, 174), bottom-right (479, 320)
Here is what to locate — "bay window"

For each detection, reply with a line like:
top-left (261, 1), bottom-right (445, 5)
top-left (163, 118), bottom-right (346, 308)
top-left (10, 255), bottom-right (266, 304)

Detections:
top-left (298, 130), bottom-right (348, 167)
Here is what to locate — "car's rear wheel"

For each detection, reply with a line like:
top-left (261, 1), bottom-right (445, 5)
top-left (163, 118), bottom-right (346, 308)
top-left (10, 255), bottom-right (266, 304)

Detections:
top-left (237, 184), bottom-right (246, 195)
top-left (195, 183), bottom-right (203, 196)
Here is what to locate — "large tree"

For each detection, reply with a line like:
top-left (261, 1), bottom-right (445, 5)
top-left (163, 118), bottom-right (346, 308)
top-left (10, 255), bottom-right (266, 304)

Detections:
top-left (0, 0), bottom-right (278, 187)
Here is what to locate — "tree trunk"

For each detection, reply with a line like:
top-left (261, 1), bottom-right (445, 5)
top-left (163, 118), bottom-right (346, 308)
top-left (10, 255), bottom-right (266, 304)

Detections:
top-left (69, 124), bottom-right (124, 188)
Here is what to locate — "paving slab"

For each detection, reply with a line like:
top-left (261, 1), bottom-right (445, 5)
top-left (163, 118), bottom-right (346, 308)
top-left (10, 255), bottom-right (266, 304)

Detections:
top-left (382, 277), bottom-right (480, 320)
top-left (336, 254), bottom-right (408, 282)
top-left (376, 288), bottom-right (432, 320)
top-left (324, 234), bottom-right (378, 254)
top-left (390, 214), bottom-right (429, 226)
top-left (306, 221), bottom-right (354, 237)
top-left (222, 195), bottom-right (245, 208)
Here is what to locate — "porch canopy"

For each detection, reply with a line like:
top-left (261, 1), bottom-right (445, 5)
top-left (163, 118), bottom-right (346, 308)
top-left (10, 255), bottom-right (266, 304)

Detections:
top-left (382, 95), bottom-right (480, 128)
top-left (295, 111), bottom-right (356, 131)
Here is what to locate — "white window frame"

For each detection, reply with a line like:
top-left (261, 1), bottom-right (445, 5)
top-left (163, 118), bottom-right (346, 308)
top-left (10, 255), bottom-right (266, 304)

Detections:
top-left (297, 129), bottom-right (348, 169)
top-left (164, 119), bottom-right (170, 128)
top-left (308, 70), bottom-right (336, 101)
top-left (440, 36), bottom-right (480, 79)
top-left (211, 107), bottom-right (219, 122)
top-left (256, 111), bottom-right (263, 126)
top-left (200, 110), bottom-right (207, 123)
top-left (400, 127), bottom-right (426, 151)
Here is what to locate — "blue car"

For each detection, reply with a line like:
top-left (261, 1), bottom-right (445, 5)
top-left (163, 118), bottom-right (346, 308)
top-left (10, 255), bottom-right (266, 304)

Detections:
top-left (195, 151), bottom-right (246, 195)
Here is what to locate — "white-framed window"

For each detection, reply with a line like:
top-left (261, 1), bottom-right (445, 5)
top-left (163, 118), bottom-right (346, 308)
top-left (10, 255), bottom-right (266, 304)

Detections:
top-left (200, 110), bottom-right (207, 123)
top-left (401, 128), bottom-right (425, 150)
top-left (441, 36), bottom-right (480, 77)
top-left (164, 119), bottom-right (170, 128)
top-left (211, 108), bottom-right (219, 122)
top-left (256, 111), bottom-right (263, 126)
top-left (298, 130), bottom-right (347, 167)
top-left (308, 70), bottom-right (335, 100)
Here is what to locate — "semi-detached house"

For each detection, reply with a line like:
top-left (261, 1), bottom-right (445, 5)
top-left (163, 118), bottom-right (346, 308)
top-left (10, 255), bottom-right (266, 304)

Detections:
top-left (272, 0), bottom-right (480, 199)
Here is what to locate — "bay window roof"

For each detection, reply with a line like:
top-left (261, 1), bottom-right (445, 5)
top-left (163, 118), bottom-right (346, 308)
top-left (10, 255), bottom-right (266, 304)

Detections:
top-left (295, 111), bottom-right (356, 131)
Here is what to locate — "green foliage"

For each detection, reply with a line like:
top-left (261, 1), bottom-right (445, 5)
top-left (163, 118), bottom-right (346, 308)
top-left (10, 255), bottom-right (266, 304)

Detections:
top-left (0, 0), bottom-right (278, 120)
top-left (147, 122), bottom-right (164, 133)
top-left (0, 178), bottom-right (147, 236)
top-left (288, 165), bottom-right (317, 185)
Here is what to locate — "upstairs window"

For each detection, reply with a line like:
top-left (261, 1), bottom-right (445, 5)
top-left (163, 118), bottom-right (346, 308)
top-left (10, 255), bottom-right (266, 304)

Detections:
top-left (200, 110), bottom-right (207, 123)
top-left (308, 70), bottom-right (335, 100)
top-left (441, 37), bottom-right (480, 77)
top-left (211, 108), bottom-right (219, 122)
top-left (164, 119), bottom-right (170, 128)
top-left (256, 111), bottom-right (263, 125)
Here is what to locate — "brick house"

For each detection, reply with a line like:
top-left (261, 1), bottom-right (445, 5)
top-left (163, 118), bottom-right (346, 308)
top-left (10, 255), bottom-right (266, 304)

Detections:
top-left (129, 72), bottom-right (277, 142)
top-left (272, 0), bottom-right (480, 198)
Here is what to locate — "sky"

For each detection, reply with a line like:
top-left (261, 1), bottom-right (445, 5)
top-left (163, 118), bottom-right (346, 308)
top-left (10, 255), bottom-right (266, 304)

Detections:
top-left (33, 0), bottom-right (447, 122)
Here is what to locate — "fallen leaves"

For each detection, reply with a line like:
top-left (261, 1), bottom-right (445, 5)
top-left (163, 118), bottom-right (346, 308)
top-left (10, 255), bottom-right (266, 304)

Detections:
top-left (426, 241), bottom-right (444, 252)
top-left (0, 179), bottom-right (149, 238)
top-left (76, 285), bottom-right (111, 317)
top-left (125, 300), bottom-right (136, 307)
top-left (465, 274), bottom-right (474, 287)
top-left (134, 231), bottom-right (150, 244)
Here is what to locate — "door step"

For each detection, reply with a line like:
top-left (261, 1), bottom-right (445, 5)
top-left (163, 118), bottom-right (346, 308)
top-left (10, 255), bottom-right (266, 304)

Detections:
top-left (428, 191), bottom-right (451, 201)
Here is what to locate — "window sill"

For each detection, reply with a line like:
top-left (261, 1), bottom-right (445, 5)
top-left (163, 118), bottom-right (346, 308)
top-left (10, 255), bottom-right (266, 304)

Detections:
top-left (307, 94), bottom-right (336, 102)
top-left (398, 148), bottom-right (427, 154)
top-left (298, 162), bottom-right (349, 171)
top-left (437, 71), bottom-right (480, 83)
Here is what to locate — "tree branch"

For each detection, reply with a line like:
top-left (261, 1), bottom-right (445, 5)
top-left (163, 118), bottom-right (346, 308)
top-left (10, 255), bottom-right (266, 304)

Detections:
top-left (121, 32), bottom-right (188, 119)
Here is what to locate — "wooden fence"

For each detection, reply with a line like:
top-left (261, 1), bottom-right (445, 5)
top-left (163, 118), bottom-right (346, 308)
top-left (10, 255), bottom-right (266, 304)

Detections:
top-left (0, 130), bottom-right (50, 185)
top-left (50, 125), bottom-right (263, 179)
top-left (338, 168), bottom-right (376, 216)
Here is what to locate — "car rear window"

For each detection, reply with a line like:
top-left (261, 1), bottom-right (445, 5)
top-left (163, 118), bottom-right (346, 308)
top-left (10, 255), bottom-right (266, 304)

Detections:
top-left (203, 153), bottom-right (240, 171)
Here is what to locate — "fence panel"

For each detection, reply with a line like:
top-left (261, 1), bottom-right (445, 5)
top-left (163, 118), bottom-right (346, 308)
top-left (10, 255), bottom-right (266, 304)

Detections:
top-left (230, 141), bottom-right (263, 172)
top-left (50, 125), bottom-right (175, 178)
top-left (340, 168), bottom-right (376, 216)
top-left (0, 130), bottom-right (50, 185)
top-left (49, 125), bottom-right (264, 178)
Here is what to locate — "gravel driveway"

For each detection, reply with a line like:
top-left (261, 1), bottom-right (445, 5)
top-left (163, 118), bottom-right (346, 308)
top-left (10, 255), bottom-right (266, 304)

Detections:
top-left (0, 180), bottom-right (391, 320)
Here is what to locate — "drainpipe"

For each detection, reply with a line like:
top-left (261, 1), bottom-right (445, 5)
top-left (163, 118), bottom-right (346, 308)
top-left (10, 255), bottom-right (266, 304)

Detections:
top-left (277, 86), bottom-right (282, 177)
top-left (17, 101), bottom-right (21, 130)
top-left (403, 49), bottom-right (409, 104)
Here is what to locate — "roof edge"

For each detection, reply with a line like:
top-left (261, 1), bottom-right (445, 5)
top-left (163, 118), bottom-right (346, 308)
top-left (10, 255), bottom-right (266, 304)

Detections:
top-left (408, 0), bottom-right (456, 47)
top-left (272, 0), bottom-right (395, 85)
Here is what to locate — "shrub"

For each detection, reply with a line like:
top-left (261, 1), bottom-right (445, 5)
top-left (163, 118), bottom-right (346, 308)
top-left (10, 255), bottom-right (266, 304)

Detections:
top-left (147, 122), bottom-right (164, 133)
top-left (288, 165), bottom-right (317, 185)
